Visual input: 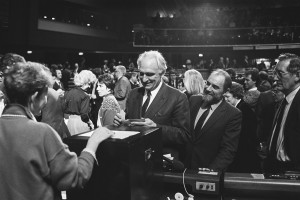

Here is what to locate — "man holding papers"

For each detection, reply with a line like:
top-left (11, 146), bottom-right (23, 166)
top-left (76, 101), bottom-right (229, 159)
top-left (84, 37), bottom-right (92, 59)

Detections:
top-left (114, 50), bottom-right (190, 160)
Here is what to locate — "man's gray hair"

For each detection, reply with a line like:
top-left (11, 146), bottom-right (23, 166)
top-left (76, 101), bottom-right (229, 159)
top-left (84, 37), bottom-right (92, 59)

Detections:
top-left (137, 50), bottom-right (167, 75)
top-left (116, 65), bottom-right (126, 75)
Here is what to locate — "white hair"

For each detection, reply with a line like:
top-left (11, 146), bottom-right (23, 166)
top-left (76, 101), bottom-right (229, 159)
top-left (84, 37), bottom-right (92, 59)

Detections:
top-left (137, 50), bottom-right (167, 75)
top-left (74, 70), bottom-right (96, 86)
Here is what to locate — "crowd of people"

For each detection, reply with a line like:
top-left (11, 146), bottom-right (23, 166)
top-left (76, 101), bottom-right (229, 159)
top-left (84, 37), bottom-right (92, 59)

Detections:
top-left (147, 4), bottom-right (300, 29)
top-left (38, 1), bottom-right (300, 47)
top-left (134, 26), bottom-right (300, 46)
top-left (0, 50), bottom-right (300, 199)
top-left (135, 3), bottom-right (300, 46)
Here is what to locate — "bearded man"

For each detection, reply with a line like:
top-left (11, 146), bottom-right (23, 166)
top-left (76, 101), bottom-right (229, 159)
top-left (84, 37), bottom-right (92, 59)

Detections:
top-left (186, 69), bottom-right (242, 171)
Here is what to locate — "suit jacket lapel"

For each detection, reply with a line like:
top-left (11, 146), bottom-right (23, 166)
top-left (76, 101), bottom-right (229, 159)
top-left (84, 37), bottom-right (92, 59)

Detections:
top-left (144, 83), bottom-right (168, 119)
top-left (236, 99), bottom-right (243, 110)
top-left (191, 97), bottom-right (203, 127)
top-left (195, 99), bottom-right (226, 139)
top-left (137, 88), bottom-right (145, 118)
top-left (284, 88), bottom-right (300, 137)
top-left (190, 96), bottom-right (204, 139)
top-left (271, 99), bottom-right (285, 132)
top-left (130, 87), bottom-right (144, 118)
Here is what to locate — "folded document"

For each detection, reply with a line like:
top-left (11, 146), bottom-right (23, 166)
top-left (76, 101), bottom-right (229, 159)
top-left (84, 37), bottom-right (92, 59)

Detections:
top-left (79, 130), bottom-right (140, 139)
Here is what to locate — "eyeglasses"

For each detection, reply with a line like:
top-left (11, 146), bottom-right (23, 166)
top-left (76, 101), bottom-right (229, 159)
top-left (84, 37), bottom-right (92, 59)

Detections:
top-left (274, 70), bottom-right (289, 78)
top-left (139, 72), bottom-right (156, 77)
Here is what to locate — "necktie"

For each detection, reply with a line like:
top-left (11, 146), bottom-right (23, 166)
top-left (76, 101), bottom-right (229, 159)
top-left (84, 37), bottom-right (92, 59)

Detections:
top-left (269, 98), bottom-right (287, 156)
top-left (141, 91), bottom-right (151, 118)
top-left (194, 107), bottom-right (210, 133)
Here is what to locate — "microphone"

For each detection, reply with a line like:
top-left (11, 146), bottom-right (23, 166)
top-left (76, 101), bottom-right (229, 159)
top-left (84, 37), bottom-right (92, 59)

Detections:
top-left (162, 155), bottom-right (185, 172)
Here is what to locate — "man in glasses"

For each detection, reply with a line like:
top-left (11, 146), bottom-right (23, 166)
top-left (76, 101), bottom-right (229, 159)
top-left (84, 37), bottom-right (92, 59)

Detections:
top-left (114, 50), bottom-right (190, 161)
top-left (265, 53), bottom-right (300, 173)
top-left (256, 80), bottom-right (285, 168)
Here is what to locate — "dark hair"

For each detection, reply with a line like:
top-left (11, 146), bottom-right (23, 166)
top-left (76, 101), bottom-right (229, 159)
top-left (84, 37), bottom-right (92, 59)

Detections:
top-left (98, 73), bottom-right (115, 91)
top-left (226, 68), bottom-right (236, 79)
top-left (259, 70), bottom-right (269, 81)
top-left (287, 58), bottom-right (300, 75)
top-left (211, 69), bottom-right (232, 91)
top-left (277, 53), bottom-right (300, 75)
top-left (245, 69), bottom-right (259, 83)
top-left (229, 82), bottom-right (244, 99)
top-left (4, 62), bottom-right (52, 106)
top-left (50, 64), bottom-right (59, 77)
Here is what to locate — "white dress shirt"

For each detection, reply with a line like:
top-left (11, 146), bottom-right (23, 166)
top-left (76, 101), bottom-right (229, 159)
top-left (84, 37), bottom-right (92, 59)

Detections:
top-left (142, 79), bottom-right (163, 111)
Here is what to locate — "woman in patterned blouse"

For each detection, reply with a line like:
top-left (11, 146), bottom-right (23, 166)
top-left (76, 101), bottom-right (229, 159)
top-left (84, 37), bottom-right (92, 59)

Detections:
top-left (97, 73), bottom-right (122, 126)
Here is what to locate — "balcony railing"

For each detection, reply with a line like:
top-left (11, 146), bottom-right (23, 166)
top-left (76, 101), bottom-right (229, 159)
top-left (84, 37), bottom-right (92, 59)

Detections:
top-left (133, 26), bottom-right (300, 47)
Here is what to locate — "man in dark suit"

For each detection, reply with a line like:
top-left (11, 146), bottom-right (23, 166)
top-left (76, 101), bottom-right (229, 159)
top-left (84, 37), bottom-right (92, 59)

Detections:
top-left (114, 50), bottom-right (190, 160)
top-left (41, 88), bottom-right (70, 139)
top-left (114, 65), bottom-right (131, 111)
top-left (265, 53), bottom-right (300, 173)
top-left (224, 82), bottom-right (260, 173)
top-left (129, 71), bottom-right (141, 89)
top-left (52, 67), bottom-right (65, 92)
top-left (256, 82), bottom-right (285, 155)
top-left (243, 69), bottom-right (260, 112)
top-left (187, 69), bottom-right (242, 171)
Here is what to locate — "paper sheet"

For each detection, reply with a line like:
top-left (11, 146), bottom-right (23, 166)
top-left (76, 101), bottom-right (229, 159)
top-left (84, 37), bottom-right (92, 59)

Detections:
top-left (251, 173), bottom-right (265, 179)
top-left (78, 130), bottom-right (140, 139)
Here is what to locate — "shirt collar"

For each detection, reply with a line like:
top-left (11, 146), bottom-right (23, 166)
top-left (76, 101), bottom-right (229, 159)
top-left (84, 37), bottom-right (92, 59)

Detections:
top-left (286, 85), bottom-right (300, 104)
top-left (145, 79), bottom-right (163, 96)
top-left (3, 103), bottom-right (36, 121)
top-left (210, 98), bottom-right (223, 111)
top-left (234, 99), bottom-right (241, 107)
top-left (249, 87), bottom-right (257, 91)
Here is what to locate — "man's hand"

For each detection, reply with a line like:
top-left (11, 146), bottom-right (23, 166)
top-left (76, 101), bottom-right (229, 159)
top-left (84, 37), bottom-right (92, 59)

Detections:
top-left (130, 118), bottom-right (157, 127)
top-left (113, 113), bottom-right (125, 126)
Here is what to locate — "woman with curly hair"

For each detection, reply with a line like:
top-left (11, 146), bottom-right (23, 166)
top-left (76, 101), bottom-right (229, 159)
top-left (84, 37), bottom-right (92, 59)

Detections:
top-left (97, 73), bottom-right (123, 126)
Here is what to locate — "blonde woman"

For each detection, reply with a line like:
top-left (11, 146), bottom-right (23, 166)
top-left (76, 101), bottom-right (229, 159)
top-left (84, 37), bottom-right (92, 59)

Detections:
top-left (63, 70), bottom-right (97, 135)
top-left (183, 69), bottom-right (205, 99)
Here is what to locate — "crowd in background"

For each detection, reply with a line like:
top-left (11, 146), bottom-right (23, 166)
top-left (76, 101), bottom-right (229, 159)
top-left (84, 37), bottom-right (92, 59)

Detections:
top-left (134, 26), bottom-right (300, 45)
top-left (135, 4), bottom-right (300, 45)
top-left (0, 51), bottom-right (296, 174)
top-left (147, 4), bottom-right (300, 29)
